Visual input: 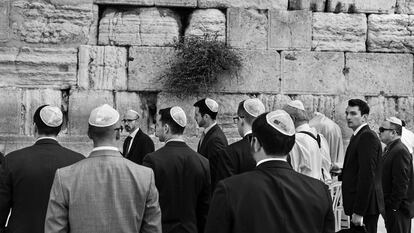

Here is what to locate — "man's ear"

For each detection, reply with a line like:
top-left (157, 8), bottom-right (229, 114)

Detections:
top-left (163, 123), bottom-right (169, 134)
top-left (362, 114), bottom-right (369, 123)
top-left (251, 137), bottom-right (262, 152)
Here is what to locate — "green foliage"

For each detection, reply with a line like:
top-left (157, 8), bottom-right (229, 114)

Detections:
top-left (160, 34), bottom-right (242, 95)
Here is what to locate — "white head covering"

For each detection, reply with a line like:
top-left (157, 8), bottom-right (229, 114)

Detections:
top-left (386, 117), bottom-right (403, 126)
top-left (40, 106), bottom-right (63, 127)
top-left (89, 104), bottom-right (120, 127)
top-left (205, 98), bottom-right (218, 113)
top-left (287, 100), bottom-right (305, 111)
top-left (265, 110), bottom-right (295, 136)
top-left (244, 98), bottom-right (265, 117)
top-left (124, 109), bottom-right (140, 120)
top-left (170, 106), bottom-right (187, 127)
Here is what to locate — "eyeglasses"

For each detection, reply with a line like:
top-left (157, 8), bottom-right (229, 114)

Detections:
top-left (379, 127), bottom-right (394, 133)
top-left (122, 118), bottom-right (138, 123)
top-left (233, 116), bottom-right (244, 124)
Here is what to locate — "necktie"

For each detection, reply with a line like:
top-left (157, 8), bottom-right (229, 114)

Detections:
top-left (123, 136), bottom-right (132, 157)
top-left (198, 131), bottom-right (206, 151)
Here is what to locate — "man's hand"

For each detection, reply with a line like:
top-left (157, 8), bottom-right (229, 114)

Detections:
top-left (351, 213), bottom-right (364, 226)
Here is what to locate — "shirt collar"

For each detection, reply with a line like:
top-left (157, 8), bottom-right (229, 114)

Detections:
top-left (129, 128), bottom-right (140, 138)
top-left (166, 138), bottom-right (185, 143)
top-left (353, 123), bottom-right (367, 136)
top-left (296, 123), bottom-right (311, 132)
top-left (244, 130), bottom-right (252, 137)
top-left (204, 122), bottom-right (217, 134)
top-left (92, 146), bottom-right (120, 152)
top-left (256, 157), bottom-right (287, 166)
top-left (36, 136), bottom-right (58, 142)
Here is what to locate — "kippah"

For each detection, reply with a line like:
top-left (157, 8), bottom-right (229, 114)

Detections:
top-left (89, 104), bottom-right (120, 127)
top-left (287, 100), bottom-right (305, 111)
top-left (124, 109), bottom-right (140, 120)
top-left (170, 106), bottom-right (187, 127)
top-left (386, 117), bottom-right (402, 126)
top-left (244, 98), bottom-right (265, 117)
top-left (265, 110), bottom-right (295, 136)
top-left (205, 98), bottom-right (218, 113)
top-left (40, 106), bottom-right (63, 127)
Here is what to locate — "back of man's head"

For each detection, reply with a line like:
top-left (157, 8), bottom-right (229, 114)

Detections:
top-left (194, 98), bottom-right (218, 120)
top-left (88, 104), bottom-right (120, 142)
top-left (252, 110), bottom-right (296, 156)
top-left (237, 98), bottom-right (265, 125)
top-left (348, 99), bottom-right (370, 115)
top-left (33, 105), bottom-right (63, 136)
top-left (159, 106), bottom-right (187, 135)
top-left (282, 100), bottom-right (308, 124)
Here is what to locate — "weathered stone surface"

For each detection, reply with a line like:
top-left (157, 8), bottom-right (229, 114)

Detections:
top-left (368, 14), bottom-right (414, 53)
top-left (365, 96), bottom-right (400, 132)
top-left (98, 7), bottom-right (180, 46)
top-left (0, 47), bottom-right (77, 89)
top-left (185, 9), bottom-right (226, 41)
top-left (0, 88), bottom-right (22, 134)
top-left (227, 8), bottom-right (268, 49)
top-left (327, 0), bottom-right (396, 13)
top-left (397, 0), bottom-right (414, 14)
top-left (289, 0), bottom-right (310, 10)
top-left (78, 45), bottom-right (127, 90)
top-left (269, 10), bottom-right (311, 50)
top-left (22, 89), bottom-right (62, 135)
top-left (281, 51), bottom-right (345, 94)
top-left (346, 53), bottom-right (413, 96)
top-left (311, 0), bottom-right (327, 11)
top-left (0, 0), bottom-right (10, 42)
top-left (257, 94), bottom-right (292, 111)
top-left (198, 0), bottom-right (288, 9)
top-left (312, 13), bottom-right (367, 52)
top-left (155, 0), bottom-right (196, 7)
top-left (216, 49), bottom-right (281, 93)
top-left (128, 47), bottom-right (176, 91)
top-left (94, 0), bottom-right (154, 5)
top-left (68, 90), bottom-right (114, 135)
top-left (88, 4), bottom-right (99, 45)
top-left (9, 0), bottom-right (94, 45)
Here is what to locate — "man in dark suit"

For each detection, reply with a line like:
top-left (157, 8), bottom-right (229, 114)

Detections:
top-left (205, 110), bottom-right (335, 233)
top-left (143, 106), bottom-right (210, 233)
top-left (122, 109), bottom-right (154, 165)
top-left (0, 105), bottom-right (84, 233)
top-left (379, 117), bottom-right (414, 233)
top-left (194, 98), bottom-right (228, 190)
top-left (216, 98), bottom-right (265, 182)
top-left (341, 99), bottom-right (384, 233)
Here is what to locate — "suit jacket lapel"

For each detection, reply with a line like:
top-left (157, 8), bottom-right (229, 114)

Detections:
top-left (127, 129), bottom-right (141, 158)
top-left (199, 125), bottom-right (218, 151)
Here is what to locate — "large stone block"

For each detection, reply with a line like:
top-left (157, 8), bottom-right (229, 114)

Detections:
top-left (198, 0), bottom-right (288, 9)
top-left (397, 0), bottom-right (414, 14)
top-left (326, 0), bottom-right (396, 13)
top-left (397, 97), bottom-right (414, 127)
top-left (185, 9), bottom-right (226, 41)
top-left (0, 88), bottom-right (23, 134)
top-left (281, 51), bottom-right (345, 94)
top-left (94, 0), bottom-right (154, 5)
top-left (216, 49), bottom-right (281, 93)
top-left (98, 7), bottom-right (180, 46)
top-left (227, 8), bottom-right (268, 49)
top-left (128, 47), bottom-right (176, 91)
top-left (78, 45), bottom-right (127, 90)
top-left (0, 47), bottom-right (77, 89)
top-left (9, 0), bottom-right (94, 45)
top-left (0, 0), bottom-right (10, 42)
top-left (155, 0), bottom-right (196, 7)
top-left (345, 53), bottom-right (413, 96)
top-left (257, 94), bottom-right (292, 111)
top-left (68, 90), bottom-right (114, 135)
top-left (312, 13), bottom-right (367, 52)
top-left (289, 0), bottom-right (326, 11)
top-left (269, 10), bottom-right (311, 50)
top-left (22, 89), bottom-right (62, 135)
top-left (368, 14), bottom-right (414, 53)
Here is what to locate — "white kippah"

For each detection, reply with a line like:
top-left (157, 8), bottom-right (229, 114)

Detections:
top-left (244, 98), bottom-right (265, 117)
top-left (386, 117), bottom-right (402, 126)
top-left (287, 100), bottom-right (305, 111)
top-left (40, 106), bottom-right (63, 127)
top-left (266, 110), bottom-right (296, 136)
top-left (89, 104), bottom-right (120, 127)
top-left (205, 98), bottom-right (218, 113)
top-left (170, 106), bottom-right (187, 127)
top-left (124, 109), bottom-right (140, 120)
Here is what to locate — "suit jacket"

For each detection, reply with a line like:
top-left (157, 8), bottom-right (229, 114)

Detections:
top-left (0, 139), bottom-right (84, 233)
top-left (341, 125), bottom-right (385, 216)
top-left (382, 139), bottom-right (414, 217)
top-left (123, 129), bottom-right (155, 165)
top-left (0, 152), bottom-right (3, 165)
top-left (205, 160), bottom-right (335, 233)
top-left (143, 141), bottom-right (211, 233)
top-left (45, 149), bottom-right (161, 233)
top-left (215, 134), bottom-right (255, 182)
top-left (197, 124), bottom-right (228, 190)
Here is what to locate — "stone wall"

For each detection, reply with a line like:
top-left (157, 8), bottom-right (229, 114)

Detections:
top-left (0, 0), bottom-right (413, 155)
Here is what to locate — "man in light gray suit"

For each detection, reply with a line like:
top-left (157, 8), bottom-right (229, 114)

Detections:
top-left (45, 104), bottom-right (162, 233)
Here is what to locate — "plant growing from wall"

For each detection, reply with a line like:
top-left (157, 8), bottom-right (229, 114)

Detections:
top-left (160, 34), bottom-right (242, 95)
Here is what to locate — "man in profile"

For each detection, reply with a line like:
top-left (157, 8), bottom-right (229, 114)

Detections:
top-left (45, 104), bottom-right (161, 233)
top-left (0, 105), bottom-right (84, 233)
top-left (143, 106), bottom-right (210, 233)
top-left (205, 110), bottom-right (335, 233)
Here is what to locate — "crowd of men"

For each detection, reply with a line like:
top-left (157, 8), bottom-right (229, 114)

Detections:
top-left (0, 97), bottom-right (413, 233)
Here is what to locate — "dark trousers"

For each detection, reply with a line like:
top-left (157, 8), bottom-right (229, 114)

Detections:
top-left (385, 209), bottom-right (411, 233)
top-left (363, 214), bottom-right (379, 233)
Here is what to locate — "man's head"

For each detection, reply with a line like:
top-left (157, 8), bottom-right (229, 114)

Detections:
top-left (282, 100), bottom-right (308, 127)
top-left (123, 109), bottom-right (140, 133)
top-left (379, 117), bottom-right (402, 144)
top-left (155, 106), bottom-right (187, 142)
top-left (33, 105), bottom-right (63, 137)
top-left (88, 104), bottom-right (121, 145)
top-left (251, 110), bottom-right (296, 162)
top-left (346, 99), bottom-right (369, 131)
top-left (235, 98), bottom-right (265, 137)
top-left (194, 98), bottom-right (218, 128)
